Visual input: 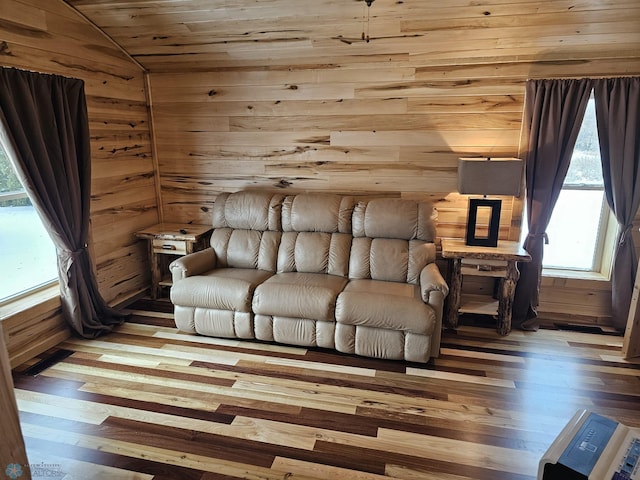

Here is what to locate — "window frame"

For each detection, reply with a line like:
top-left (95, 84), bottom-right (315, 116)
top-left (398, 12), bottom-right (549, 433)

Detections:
top-left (0, 190), bottom-right (28, 202)
top-left (541, 186), bottom-right (616, 280)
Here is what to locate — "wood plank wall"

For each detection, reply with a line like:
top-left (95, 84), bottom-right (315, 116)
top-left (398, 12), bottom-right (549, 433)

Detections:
top-left (1, 293), bottom-right (67, 368)
top-left (0, 0), bottom-right (159, 362)
top-left (147, 70), bottom-right (522, 240)
top-left (142, 3), bottom-right (640, 327)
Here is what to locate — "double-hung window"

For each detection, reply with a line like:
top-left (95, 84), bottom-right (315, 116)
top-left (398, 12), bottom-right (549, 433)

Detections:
top-left (0, 145), bottom-right (58, 303)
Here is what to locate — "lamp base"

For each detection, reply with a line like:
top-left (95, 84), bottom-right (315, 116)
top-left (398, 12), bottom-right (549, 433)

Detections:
top-left (465, 198), bottom-right (501, 247)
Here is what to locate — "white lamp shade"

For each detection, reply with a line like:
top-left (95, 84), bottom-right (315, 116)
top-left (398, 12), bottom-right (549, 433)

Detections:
top-left (457, 157), bottom-right (523, 196)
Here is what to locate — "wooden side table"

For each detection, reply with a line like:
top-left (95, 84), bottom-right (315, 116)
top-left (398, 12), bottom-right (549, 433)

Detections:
top-left (441, 238), bottom-right (531, 335)
top-left (136, 223), bottom-right (213, 299)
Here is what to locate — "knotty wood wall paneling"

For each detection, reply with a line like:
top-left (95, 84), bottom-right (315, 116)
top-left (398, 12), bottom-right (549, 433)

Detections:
top-left (141, 4), bottom-right (640, 229)
top-left (1, 295), bottom-right (67, 369)
top-left (54, 1), bottom-right (640, 329)
top-left (147, 70), bottom-right (522, 239)
top-left (133, 1), bottom-right (640, 328)
top-left (0, 0), bottom-right (159, 362)
top-left (538, 277), bottom-right (613, 326)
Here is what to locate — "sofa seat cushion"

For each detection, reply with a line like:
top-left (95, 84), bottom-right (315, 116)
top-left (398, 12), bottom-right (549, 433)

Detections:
top-left (255, 315), bottom-right (336, 349)
top-left (335, 279), bottom-right (436, 335)
top-left (252, 272), bottom-right (348, 322)
top-left (170, 268), bottom-right (273, 312)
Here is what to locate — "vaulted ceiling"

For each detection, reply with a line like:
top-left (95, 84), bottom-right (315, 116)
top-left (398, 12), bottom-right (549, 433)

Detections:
top-left (65, 0), bottom-right (640, 73)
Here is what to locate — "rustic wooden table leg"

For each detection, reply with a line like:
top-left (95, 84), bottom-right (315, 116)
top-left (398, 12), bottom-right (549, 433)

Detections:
top-left (149, 242), bottom-right (161, 299)
top-left (497, 260), bottom-right (520, 335)
top-left (445, 258), bottom-right (462, 329)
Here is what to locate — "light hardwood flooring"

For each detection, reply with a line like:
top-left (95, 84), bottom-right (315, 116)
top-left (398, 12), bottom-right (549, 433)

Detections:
top-left (12, 299), bottom-right (640, 480)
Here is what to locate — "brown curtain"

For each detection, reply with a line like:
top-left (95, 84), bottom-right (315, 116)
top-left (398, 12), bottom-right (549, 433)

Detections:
top-left (0, 67), bottom-right (127, 338)
top-left (513, 78), bottom-right (593, 330)
top-left (594, 77), bottom-right (640, 330)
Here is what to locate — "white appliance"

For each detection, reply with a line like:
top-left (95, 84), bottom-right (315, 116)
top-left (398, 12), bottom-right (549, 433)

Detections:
top-left (539, 410), bottom-right (640, 480)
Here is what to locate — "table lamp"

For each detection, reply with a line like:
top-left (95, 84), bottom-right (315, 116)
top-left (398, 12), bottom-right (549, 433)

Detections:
top-left (458, 157), bottom-right (523, 247)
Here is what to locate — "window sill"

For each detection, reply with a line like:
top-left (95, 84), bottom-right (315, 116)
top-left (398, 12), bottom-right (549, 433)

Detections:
top-left (542, 268), bottom-right (610, 282)
top-left (0, 284), bottom-right (60, 321)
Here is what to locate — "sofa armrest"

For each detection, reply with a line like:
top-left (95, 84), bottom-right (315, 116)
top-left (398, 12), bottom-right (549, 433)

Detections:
top-left (420, 263), bottom-right (448, 358)
top-left (420, 263), bottom-right (449, 304)
top-left (169, 248), bottom-right (217, 282)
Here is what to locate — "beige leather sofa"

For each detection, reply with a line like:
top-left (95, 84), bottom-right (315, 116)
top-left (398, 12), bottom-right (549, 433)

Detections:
top-left (169, 190), bottom-right (449, 362)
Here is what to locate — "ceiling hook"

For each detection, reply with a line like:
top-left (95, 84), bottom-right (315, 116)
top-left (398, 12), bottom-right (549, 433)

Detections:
top-left (362, 0), bottom-right (374, 42)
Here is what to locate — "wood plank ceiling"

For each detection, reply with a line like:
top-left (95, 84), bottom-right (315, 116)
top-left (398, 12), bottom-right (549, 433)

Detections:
top-left (66, 0), bottom-right (640, 74)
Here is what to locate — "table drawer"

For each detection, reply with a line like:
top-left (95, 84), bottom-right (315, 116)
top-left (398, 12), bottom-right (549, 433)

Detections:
top-left (152, 239), bottom-right (187, 255)
top-left (461, 258), bottom-right (508, 276)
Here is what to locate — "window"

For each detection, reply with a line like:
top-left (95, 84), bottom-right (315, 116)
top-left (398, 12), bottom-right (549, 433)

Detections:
top-left (522, 95), bottom-right (617, 276)
top-left (0, 145), bottom-right (58, 303)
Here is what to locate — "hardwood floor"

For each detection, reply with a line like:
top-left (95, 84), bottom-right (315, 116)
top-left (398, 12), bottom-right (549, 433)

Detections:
top-left (12, 299), bottom-right (640, 480)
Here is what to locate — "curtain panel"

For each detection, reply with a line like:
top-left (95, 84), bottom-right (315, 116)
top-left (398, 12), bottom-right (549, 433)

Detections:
top-left (513, 78), bottom-right (593, 330)
top-left (594, 77), bottom-right (640, 330)
top-left (0, 67), bottom-right (127, 337)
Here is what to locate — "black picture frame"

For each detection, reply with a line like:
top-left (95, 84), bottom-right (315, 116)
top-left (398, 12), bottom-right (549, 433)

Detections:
top-left (465, 198), bottom-right (501, 247)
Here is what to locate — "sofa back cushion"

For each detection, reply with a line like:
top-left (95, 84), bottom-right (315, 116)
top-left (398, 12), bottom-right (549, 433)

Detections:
top-left (349, 198), bottom-right (437, 284)
top-left (210, 191), bottom-right (285, 272)
top-left (352, 198), bottom-right (437, 241)
top-left (281, 193), bottom-right (354, 234)
top-left (277, 193), bottom-right (354, 277)
top-left (213, 190), bottom-right (284, 231)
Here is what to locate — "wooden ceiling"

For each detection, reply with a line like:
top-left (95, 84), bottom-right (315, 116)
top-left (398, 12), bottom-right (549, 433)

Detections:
top-left (64, 0), bottom-right (640, 73)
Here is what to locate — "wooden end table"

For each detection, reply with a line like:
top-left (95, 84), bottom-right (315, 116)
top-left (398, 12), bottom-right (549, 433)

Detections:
top-left (441, 238), bottom-right (531, 335)
top-left (136, 223), bottom-right (213, 299)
